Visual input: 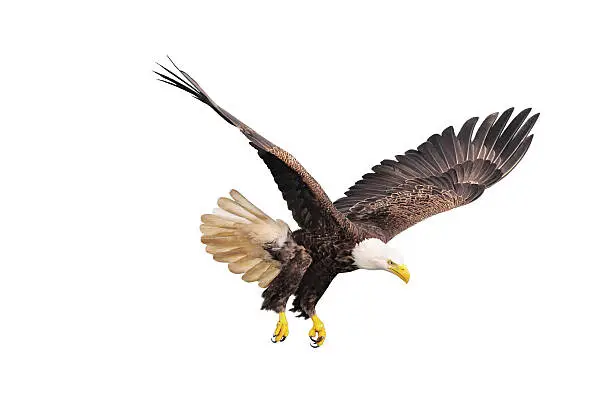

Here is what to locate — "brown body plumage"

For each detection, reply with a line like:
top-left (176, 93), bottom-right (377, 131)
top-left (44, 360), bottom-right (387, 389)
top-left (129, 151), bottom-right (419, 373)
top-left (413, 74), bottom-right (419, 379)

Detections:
top-left (155, 58), bottom-right (538, 345)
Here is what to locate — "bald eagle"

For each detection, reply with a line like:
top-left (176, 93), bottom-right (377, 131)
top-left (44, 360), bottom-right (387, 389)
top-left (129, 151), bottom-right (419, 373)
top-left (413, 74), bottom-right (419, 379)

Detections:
top-left (155, 59), bottom-right (538, 348)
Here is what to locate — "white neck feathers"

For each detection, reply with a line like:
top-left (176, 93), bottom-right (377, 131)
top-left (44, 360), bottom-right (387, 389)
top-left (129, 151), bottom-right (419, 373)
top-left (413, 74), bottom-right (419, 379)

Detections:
top-left (352, 238), bottom-right (398, 270)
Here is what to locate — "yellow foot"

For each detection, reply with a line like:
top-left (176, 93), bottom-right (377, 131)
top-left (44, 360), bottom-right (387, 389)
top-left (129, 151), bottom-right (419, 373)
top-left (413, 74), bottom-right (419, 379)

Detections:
top-left (309, 314), bottom-right (326, 348)
top-left (271, 312), bottom-right (289, 343)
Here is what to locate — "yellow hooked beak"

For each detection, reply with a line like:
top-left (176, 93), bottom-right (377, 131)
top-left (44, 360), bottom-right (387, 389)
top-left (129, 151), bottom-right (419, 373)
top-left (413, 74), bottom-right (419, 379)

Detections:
top-left (389, 262), bottom-right (410, 284)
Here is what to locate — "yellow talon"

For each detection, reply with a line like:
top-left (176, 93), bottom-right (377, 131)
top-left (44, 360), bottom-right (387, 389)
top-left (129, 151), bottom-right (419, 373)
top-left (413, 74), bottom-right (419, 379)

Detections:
top-left (272, 312), bottom-right (289, 343)
top-left (309, 314), bottom-right (326, 347)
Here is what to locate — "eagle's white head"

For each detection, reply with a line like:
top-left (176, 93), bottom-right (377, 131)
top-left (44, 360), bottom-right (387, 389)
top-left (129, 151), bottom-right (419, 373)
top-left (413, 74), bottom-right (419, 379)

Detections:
top-left (351, 238), bottom-right (410, 283)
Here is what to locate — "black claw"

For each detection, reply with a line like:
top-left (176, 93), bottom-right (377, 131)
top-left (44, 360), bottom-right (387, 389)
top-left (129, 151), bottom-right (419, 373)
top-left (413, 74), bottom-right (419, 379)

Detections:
top-left (271, 337), bottom-right (277, 343)
top-left (280, 336), bottom-right (286, 342)
top-left (310, 342), bottom-right (320, 348)
top-left (309, 336), bottom-right (318, 343)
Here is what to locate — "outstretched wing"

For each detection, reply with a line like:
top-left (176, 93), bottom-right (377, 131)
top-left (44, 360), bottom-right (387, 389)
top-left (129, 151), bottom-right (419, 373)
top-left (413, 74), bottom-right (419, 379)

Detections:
top-left (334, 108), bottom-right (538, 241)
top-left (155, 58), bottom-right (355, 235)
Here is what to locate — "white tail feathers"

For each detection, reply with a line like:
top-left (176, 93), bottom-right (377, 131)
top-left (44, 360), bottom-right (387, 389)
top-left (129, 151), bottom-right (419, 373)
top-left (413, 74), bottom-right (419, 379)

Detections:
top-left (200, 190), bottom-right (290, 288)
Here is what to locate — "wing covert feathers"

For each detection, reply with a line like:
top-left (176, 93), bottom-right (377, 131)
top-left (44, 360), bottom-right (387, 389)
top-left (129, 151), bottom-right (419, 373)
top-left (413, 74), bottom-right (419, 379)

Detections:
top-left (200, 190), bottom-right (289, 288)
top-left (334, 108), bottom-right (538, 241)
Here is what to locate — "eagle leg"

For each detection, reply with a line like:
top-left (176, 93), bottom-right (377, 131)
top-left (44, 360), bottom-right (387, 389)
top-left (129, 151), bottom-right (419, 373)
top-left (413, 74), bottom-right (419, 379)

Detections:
top-left (271, 312), bottom-right (289, 343)
top-left (263, 244), bottom-right (312, 344)
top-left (308, 314), bottom-right (326, 348)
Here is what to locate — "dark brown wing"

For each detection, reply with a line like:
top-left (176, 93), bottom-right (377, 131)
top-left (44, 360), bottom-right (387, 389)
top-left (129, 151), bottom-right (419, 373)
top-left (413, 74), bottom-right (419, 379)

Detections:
top-left (334, 108), bottom-right (538, 241)
top-left (155, 58), bottom-right (356, 234)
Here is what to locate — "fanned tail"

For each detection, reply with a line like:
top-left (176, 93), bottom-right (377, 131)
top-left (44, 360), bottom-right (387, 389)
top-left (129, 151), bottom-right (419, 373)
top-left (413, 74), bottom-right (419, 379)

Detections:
top-left (200, 190), bottom-right (291, 288)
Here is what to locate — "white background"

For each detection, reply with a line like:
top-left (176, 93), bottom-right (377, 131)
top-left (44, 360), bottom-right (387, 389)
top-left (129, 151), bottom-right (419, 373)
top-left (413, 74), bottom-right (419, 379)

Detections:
top-left (1, 1), bottom-right (611, 405)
